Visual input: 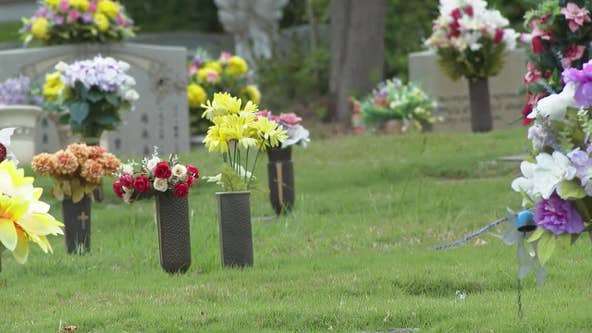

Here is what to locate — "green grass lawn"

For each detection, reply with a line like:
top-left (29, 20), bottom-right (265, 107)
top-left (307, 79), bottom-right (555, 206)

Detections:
top-left (2, 127), bottom-right (591, 332)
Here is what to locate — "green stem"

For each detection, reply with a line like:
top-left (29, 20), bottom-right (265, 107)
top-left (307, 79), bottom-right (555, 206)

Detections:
top-left (247, 145), bottom-right (262, 190)
top-left (244, 147), bottom-right (250, 185)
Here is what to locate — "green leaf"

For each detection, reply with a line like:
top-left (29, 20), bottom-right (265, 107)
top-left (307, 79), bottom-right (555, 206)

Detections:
top-left (94, 114), bottom-right (118, 125)
top-left (87, 90), bottom-right (103, 103)
top-left (69, 102), bottom-right (89, 125)
top-left (105, 94), bottom-right (120, 106)
top-left (537, 232), bottom-right (556, 265)
top-left (557, 180), bottom-right (586, 200)
top-left (528, 227), bottom-right (545, 242)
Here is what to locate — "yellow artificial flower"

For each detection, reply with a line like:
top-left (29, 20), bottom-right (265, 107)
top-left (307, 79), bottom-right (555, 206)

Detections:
top-left (31, 17), bottom-right (49, 40)
top-left (45, 0), bottom-right (60, 9)
top-left (187, 84), bottom-right (207, 108)
top-left (226, 56), bottom-right (249, 75)
top-left (203, 119), bottom-right (229, 153)
top-left (244, 85), bottom-right (261, 105)
top-left (203, 61), bottom-right (222, 73)
top-left (43, 72), bottom-right (64, 101)
top-left (197, 68), bottom-right (220, 84)
top-left (202, 92), bottom-right (243, 120)
top-left (94, 13), bottom-right (110, 32)
top-left (70, 0), bottom-right (89, 11)
top-left (220, 114), bottom-right (258, 149)
top-left (0, 160), bottom-right (63, 264)
top-left (251, 117), bottom-right (287, 150)
top-left (98, 0), bottom-right (120, 19)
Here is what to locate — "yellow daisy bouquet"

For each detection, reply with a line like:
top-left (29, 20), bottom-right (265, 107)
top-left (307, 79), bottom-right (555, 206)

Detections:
top-left (187, 50), bottom-right (261, 136)
top-left (20, 0), bottom-right (135, 46)
top-left (0, 160), bottom-right (63, 265)
top-left (202, 92), bottom-right (287, 191)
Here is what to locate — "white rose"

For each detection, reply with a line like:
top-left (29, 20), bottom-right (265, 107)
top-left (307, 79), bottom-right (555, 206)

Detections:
top-left (122, 163), bottom-right (134, 175)
top-left (172, 164), bottom-right (187, 179)
top-left (146, 157), bottom-right (160, 172)
top-left (153, 178), bottom-right (168, 192)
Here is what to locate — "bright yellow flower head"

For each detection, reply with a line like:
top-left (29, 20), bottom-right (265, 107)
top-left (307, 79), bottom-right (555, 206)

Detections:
top-left (43, 72), bottom-right (64, 101)
top-left (45, 0), bottom-right (60, 9)
top-left (245, 85), bottom-right (261, 105)
top-left (203, 61), bottom-right (222, 73)
top-left (31, 17), bottom-right (49, 40)
top-left (187, 84), bottom-right (207, 109)
top-left (0, 160), bottom-right (63, 264)
top-left (70, 0), bottom-right (89, 11)
top-left (202, 92), bottom-right (243, 121)
top-left (98, 0), bottom-right (120, 19)
top-left (203, 120), bottom-right (229, 153)
top-left (226, 56), bottom-right (249, 75)
top-left (94, 13), bottom-right (110, 32)
top-left (252, 117), bottom-right (287, 150)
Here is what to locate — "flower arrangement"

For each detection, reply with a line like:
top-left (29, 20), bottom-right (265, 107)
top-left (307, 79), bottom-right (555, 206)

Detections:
top-left (425, 0), bottom-right (518, 80)
top-left (521, 1), bottom-right (592, 125)
top-left (20, 0), bottom-right (135, 46)
top-left (113, 148), bottom-right (200, 203)
top-left (511, 59), bottom-right (592, 275)
top-left (39, 56), bottom-right (139, 139)
top-left (256, 111), bottom-right (310, 148)
top-left (350, 79), bottom-right (438, 133)
top-left (202, 92), bottom-right (287, 191)
top-left (187, 49), bottom-right (260, 136)
top-left (31, 143), bottom-right (121, 203)
top-left (0, 156), bottom-right (63, 264)
top-left (0, 76), bottom-right (37, 105)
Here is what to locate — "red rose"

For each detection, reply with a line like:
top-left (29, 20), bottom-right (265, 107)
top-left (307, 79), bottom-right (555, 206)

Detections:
top-left (133, 175), bottom-right (150, 193)
top-left (187, 175), bottom-right (195, 186)
top-left (113, 181), bottom-right (124, 198)
top-left (154, 161), bottom-right (172, 179)
top-left (450, 7), bottom-right (462, 20)
top-left (522, 103), bottom-right (533, 126)
top-left (173, 182), bottom-right (189, 197)
top-left (493, 28), bottom-right (504, 44)
top-left (463, 5), bottom-right (473, 17)
top-left (531, 36), bottom-right (544, 54)
top-left (186, 164), bottom-right (199, 179)
top-left (119, 173), bottom-right (133, 188)
top-left (0, 143), bottom-right (6, 162)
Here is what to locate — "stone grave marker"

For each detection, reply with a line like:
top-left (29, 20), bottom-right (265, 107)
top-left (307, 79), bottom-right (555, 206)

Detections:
top-left (408, 49), bottom-right (526, 132)
top-left (0, 43), bottom-right (190, 156)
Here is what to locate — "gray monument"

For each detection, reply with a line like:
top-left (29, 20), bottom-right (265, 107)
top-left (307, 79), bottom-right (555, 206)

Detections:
top-left (409, 49), bottom-right (526, 132)
top-left (0, 43), bottom-right (190, 156)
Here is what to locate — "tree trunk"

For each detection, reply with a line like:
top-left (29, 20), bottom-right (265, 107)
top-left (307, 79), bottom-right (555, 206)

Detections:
top-left (327, 0), bottom-right (387, 124)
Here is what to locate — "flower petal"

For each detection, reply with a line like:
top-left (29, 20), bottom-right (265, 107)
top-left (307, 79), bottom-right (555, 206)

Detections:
top-left (0, 218), bottom-right (18, 251)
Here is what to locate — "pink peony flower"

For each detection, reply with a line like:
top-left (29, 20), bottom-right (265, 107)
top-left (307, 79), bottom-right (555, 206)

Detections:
top-left (524, 62), bottom-right (542, 84)
top-left (561, 44), bottom-right (586, 68)
top-left (278, 112), bottom-right (302, 127)
top-left (561, 3), bottom-right (591, 32)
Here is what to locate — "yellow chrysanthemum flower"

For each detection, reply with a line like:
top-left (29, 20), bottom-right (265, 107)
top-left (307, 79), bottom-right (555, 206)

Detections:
top-left (203, 61), bottom-right (222, 73)
top-left (70, 0), bottom-right (89, 11)
top-left (244, 85), bottom-right (261, 105)
top-left (45, 0), bottom-right (60, 9)
top-left (98, 0), bottom-right (119, 19)
top-left (43, 72), bottom-right (64, 101)
top-left (202, 92), bottom-right (243, 120)
top-left (226, 56), bottom-right (249, 75)
top-left (252, 117), bottom-right (287, 150)
top-left (187, 84), bottom-right (207, 109)
top-left (31, 17), bottom-right (49, 40)
top-left (203, 118), bottom-right (229, 153)
top-left (0, 160), bottom-right (63, 264)
top-left (197, 68), bottom-right (220, 84)
top-left (94, 13), bottom-right (110, 32)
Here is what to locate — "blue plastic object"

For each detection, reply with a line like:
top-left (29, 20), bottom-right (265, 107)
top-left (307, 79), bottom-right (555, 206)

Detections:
top-left (515, 210), bottom-right (536, 232)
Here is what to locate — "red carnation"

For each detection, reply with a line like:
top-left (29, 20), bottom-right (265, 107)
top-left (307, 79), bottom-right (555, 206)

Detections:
top-left (133, 175), bottom-right (150, 193)
top-left (187, 175), bottom-right (195, 186)
top-left (493, 28), bottom-right (504, 44)
top-left (464, 5), bottom-right (473, 17)
top-left (173, 182), bottom-right (189, 197)
top-left (119, 173), bottom-right (133, 188)
top-left (154, 161), bottom-right (172, 179)
top-left (450, 7), bottom-right (462, 20)
top-left (522, 103), bottom-right (534, 126)
top-left (113, 181), bottom-right (124, 198)
top-left (186, 164), bottom-right (199, 179)
top-left (0, 143), bottom-right (6, 162)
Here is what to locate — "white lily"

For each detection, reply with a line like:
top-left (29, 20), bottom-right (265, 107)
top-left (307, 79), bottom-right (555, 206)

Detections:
top-left (512, 151), bottom-right (576, 200)
top-left (528, 83), bottom-right (576, 120)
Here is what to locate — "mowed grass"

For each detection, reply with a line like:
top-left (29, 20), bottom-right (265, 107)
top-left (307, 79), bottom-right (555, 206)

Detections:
top-left (2, 127), bottom-right (592, 332)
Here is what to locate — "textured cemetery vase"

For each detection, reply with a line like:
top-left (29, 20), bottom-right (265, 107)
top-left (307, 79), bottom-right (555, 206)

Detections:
top-left (155, 192), bottom-right (191, 274)
top-left (267, 147), bottom-right (295, 215)
top-left (216, 191), bottom-right (253, 267)
top-left (0, 105), bottom-right (42, 163)
top-left (62, 195), bottom-right (92, 254)
top-left (468, 78), bottom-right (493, 133)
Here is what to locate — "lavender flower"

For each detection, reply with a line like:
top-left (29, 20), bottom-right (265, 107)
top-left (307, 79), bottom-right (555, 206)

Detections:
top-left (527, 124), bottom-right (555, 151)
top-left (562, 60), bottom-right (592, 107)
top-left (0, 76), bottom-right (31, 105)
top-left (534, 194), bottom-right (585, 235)
top-left (567, 146), bottom-right (592, 195)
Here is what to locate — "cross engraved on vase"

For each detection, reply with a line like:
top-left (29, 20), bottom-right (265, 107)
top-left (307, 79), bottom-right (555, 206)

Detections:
top-left (78, 212), bottom-right (89, 230)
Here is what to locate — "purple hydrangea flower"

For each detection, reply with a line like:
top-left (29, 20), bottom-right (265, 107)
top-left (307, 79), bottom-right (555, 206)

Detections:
top-left (0, 76), bottom-right (31, 105)
top-left (534, 193), bottom-right (585, 235)
top-left (562, 60), bottom-right (592, 107)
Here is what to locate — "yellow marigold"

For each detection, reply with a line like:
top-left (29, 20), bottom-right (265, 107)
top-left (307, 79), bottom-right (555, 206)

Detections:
top-left (226, 56), bottom-right (249, 75)
top-left (54, 150), bottom-right (79, 175)
top-left (66, 143), bottom-right (90, 164)
top-left (87, 146), bottom-right (107, 159)
top-left (98, 153), bottom-right (121, 175)
top-left (31, 153), bottom-right (57, 176)
top-left (31, 17), bottom-right (49, 40)
top-left (43, 72), bottom-right (64, 101)
top-left (94, 13), bottom-right (110, 32)
top-left (45, 0), bottom-right (60, 9)
top-left (80, 159), bottom-right (104, 184)
top-left (97, 0), bottom-right (119, 19)
top-left (187, 84), bottom-right (207, 108)
top-left (245, 85), bottom-right (261, 105)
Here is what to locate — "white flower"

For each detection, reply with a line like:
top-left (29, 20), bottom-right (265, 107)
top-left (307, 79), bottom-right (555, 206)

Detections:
top-left (528, 83), bottom-right (576, 120)
top-left (124, 90), bottom-right (139, 102)
top-left (0, 127), bottom-right (17, 165)
top-left (512, 151), bottom-right (576, 200)
top-left (282, 125), bottom-right (310, 148)
top-left (153, 178), bottom-right (168, 192)
top-left (172, 164), bottom-right (187, 179)
top-left (502, 28), bottom-right (518, 50)
top-left (54, 61), bottom-right (68, 72)
top-left (121, 163), bottom-right (134, 175)
top-left (146, 157), bottom-right (160, 172)
top-left (117, 61), bottom-right (130, 72)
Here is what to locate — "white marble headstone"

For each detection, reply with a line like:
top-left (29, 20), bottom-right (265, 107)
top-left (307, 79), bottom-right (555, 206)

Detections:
top-left (0, 43), bottom-right (190, 156)
top-left (408, 49), bottom-right (527, 132)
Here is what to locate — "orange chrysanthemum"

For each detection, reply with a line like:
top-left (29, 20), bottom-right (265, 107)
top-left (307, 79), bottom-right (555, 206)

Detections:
top-left (54, 150), bottom-right (79, 175)
top-left (31, 153), bottom-right (57, 176)
top-left (81, 159), bottom-right (104, 184)
top-left (66, 143), bottom-right (90, 163)
top-left (99, 153), bottom-right (121, 175)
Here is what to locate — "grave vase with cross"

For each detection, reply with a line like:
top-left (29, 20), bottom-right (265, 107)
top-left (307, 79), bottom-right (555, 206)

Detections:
top-left (62, 195), bottom-right (92, 254)
top-left (267, 147), bottom-right (295, 215)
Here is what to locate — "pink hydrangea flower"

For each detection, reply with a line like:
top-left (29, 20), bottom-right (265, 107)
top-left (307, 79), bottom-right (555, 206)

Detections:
top-left (561, 44), bottom-right (586, 68)
top-left (561, 3), bottom-right (591, 32)
top-left (278, 113), bottom-right (302, 126)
